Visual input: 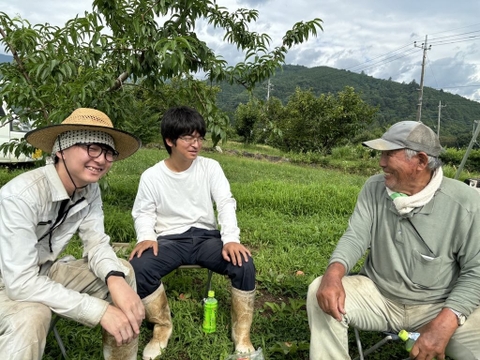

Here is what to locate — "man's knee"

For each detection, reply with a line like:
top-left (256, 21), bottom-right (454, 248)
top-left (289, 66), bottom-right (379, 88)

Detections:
top-left (307, 276), bottom-right (324, 317)
top-left (308, 276), bottom-right (322, 297)
top-left (5, 302), bottom-right (51, 337)
top-left (242, 257), bottom-right (256, 274)
top-left (228, 257), bottom-right (256, 291)
top-left (0, 302), bottom-right (52, 359)
top-left (446, 306), bottom-right (480, 359)
top-left (129, 249), bottom-right (153, 275)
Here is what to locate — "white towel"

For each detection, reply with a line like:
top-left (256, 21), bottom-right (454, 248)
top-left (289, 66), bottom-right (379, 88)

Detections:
top-left (386, 167), bottom-right (443, 215)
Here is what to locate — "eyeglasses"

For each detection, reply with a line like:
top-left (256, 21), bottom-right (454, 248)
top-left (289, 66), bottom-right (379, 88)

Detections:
top-left (78, 143), bottom-right (119, 162)
top-left (178, 135), bottom-right (205, 145)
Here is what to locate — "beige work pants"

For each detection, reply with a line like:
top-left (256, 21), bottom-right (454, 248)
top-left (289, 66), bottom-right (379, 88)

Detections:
top-left (0, 257), bottom-right (135, 360)
top-left (307, 275), bottom-right (480, 360)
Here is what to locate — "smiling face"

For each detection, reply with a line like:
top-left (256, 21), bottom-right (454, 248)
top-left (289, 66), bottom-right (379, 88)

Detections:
top-left (379, 149), bottom-right (423, 195)
top-left (168, 131), bottom-right (203, 161)
top-left (56, 143), bottom-right (113, 193)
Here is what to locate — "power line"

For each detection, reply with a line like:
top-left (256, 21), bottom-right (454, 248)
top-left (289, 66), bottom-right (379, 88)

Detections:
top-left (428, 29), bottom-right (480, 42)
top-left (429, 22), bottom-right (480, 36)
top-left (425, 52), bottom-right (440, 89)
top-left (429, 36), bottom-right (480, 47)
top-left (345, 42), bottom-right (415, 72)
top-left (340, 25), bottom-right (480, 79)
top-left (340, 32), bottom-right (479, 81)
top-left (300, 24), bottom-right (480, 103)
top-left (348, 48), bottom-right (420, 74)
top-left (437, 84), bottom-right (480, 89)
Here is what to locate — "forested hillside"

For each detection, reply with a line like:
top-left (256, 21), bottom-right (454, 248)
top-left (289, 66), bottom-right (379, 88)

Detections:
top-left (2, 50), bottom-right (480, 148)
top-left (216, 65), bottom-right (480, 148)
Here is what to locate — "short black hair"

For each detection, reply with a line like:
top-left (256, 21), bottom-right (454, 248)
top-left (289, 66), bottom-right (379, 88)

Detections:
top-left (161, 106), bottom-right (206, 154)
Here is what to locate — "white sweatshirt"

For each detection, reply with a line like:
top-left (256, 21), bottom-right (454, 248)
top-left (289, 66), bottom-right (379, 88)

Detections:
top-left (132, 156), bottom-right (240, 244)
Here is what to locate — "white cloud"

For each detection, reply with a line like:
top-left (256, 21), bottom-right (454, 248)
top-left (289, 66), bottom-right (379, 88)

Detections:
top-left (1, 0), bottom-right (480, 100)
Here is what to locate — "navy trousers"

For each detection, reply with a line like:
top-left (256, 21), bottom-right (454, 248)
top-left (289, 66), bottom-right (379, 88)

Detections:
top-left (130, 227), bottom-right (256, 298)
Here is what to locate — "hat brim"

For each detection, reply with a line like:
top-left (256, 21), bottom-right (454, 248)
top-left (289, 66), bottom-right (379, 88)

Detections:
top-left (362, 138), bottom-right (405, 152)
top-left (25, 124), bottom-right (141, 160)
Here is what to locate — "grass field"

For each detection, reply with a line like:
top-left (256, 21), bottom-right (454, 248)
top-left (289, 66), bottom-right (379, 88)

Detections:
top-left (0, 142), bottom-right (468, 359)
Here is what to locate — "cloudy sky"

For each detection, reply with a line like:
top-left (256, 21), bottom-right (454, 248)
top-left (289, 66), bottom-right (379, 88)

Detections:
top-left (2, 0), bottom-right (480, 101)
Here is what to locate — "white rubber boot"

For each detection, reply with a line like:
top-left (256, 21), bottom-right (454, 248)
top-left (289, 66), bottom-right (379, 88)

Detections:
top-left (103, 328), bottom-right (138, 360)
top-left (231, 287), bottom-right (256, 354)
top-left (142, 284), bottom-right (173, 360)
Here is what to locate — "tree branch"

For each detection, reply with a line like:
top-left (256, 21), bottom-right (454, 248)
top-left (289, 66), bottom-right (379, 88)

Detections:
top-left (109, 71), bottom-right (129, 91)
top-left (0, 26), bottom-right (31, 83)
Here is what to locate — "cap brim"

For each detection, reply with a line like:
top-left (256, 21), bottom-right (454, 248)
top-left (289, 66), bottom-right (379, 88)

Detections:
top-left (362, 138), bottom-right (405, 151)
top-left (25, 124), bottom-right (141, 160)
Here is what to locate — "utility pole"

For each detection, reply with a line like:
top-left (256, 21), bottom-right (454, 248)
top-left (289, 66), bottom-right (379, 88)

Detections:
top-left (437, 101), bottom-right (446, 137)
top-left (455, 120), bottom-right (480, 179)
top-left (414, 35), bottom-right (431, 122)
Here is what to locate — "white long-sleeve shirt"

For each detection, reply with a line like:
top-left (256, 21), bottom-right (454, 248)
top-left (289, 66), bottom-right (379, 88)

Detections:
top-left (132, 156), bottom-right (240, 244)
top-left (0, 164), bottom-right (129, 327)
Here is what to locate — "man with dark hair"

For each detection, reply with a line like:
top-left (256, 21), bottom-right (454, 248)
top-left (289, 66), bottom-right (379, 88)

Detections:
top-left (129, 106), bottom-right (257, 360)
top-left (307, 121), bottom-right (480, 360)
top-left (0, 108), bottom-right (144, 359)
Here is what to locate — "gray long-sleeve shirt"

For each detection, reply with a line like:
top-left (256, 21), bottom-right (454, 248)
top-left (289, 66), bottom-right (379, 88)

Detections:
top-left (330, 173), bottom-right (480, 317)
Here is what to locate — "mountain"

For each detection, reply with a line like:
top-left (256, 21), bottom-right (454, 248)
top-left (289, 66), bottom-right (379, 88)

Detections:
top-left (1, 51), bottom-right (479, 146)
top-left (215, 65), bottom-right (480, 148)
top-left (0, 54), bottom-right (13, 63)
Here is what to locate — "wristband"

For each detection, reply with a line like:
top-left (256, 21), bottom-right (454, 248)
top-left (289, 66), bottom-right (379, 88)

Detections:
top-left (105, 270), bottom-right (125, 283)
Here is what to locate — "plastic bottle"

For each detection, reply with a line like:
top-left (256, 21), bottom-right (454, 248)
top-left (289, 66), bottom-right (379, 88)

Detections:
top-left (398, 330), bottom-right (419, 352)
top-left (202, 290), bottom-right (218, 333)
top-left (398, 330), bottom-right (436, 359)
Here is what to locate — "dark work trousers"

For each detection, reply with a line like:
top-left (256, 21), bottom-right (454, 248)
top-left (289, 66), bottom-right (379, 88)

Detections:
top-left (130, 227), bottom-right (256, 299)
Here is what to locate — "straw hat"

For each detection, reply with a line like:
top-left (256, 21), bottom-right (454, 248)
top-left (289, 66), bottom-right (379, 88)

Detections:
top-left (25, 108), bottom-right (141, 160)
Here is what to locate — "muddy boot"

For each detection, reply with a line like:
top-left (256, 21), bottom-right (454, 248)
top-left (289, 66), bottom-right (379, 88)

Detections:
top-left (231, 287), bottom-right (256, 354)
top-left (142, 284), bottom-right (173, 360)
top-left (103, 329), bottom-right (138, 360)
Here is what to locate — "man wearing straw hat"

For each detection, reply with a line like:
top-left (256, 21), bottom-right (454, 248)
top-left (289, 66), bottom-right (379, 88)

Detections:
top-left (0, 108), bottom-right (145, 359)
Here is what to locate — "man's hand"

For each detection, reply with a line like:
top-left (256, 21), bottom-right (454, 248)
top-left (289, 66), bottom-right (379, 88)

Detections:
top-left (129, 240), bottom-right (158, 260)
top-left (100, 304), bottom-right (137, 346)
top-left (105, 276), bottom-right (145, 345)
top-left (409, 308), bottom-right (458, 360)
top-left (316, 262), bottom-right (346, 322)
top-left (222, 242), bottom-right (251, 266)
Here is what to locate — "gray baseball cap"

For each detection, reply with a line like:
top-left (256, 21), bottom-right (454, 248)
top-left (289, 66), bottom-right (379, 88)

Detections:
top-left (363, 121), bottom-right (442, 157)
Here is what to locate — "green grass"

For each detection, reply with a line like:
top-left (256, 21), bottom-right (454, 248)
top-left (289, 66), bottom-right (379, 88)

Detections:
top-left (0, 143), bottom-right (467, 360)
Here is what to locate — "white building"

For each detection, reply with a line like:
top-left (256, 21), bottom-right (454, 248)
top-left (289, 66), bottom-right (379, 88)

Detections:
top-left (0, 104), bottom-right (40, 163)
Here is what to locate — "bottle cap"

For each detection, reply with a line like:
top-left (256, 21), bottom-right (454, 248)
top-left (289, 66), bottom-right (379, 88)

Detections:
top-left (208, 290), bottom-right (215, 298)
top-left (398, 329), bottom-right (409, 341)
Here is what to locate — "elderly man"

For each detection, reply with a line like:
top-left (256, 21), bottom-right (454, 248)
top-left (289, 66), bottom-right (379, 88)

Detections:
top-left (307, 121), bottom-right (480, 360)
top-left (0, 108), bottom-right (144, 360)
